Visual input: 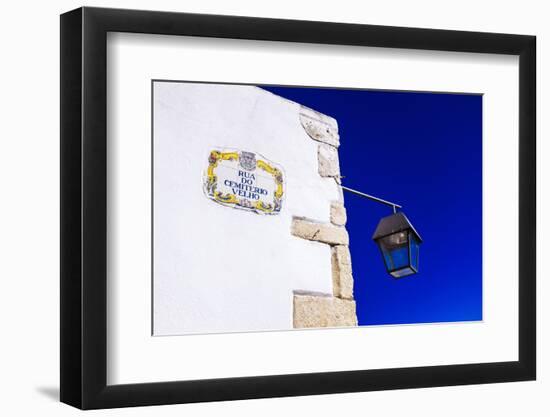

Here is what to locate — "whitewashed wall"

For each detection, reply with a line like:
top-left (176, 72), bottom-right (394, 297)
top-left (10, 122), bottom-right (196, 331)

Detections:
top-left (153, 82), bottom-right (342, 335)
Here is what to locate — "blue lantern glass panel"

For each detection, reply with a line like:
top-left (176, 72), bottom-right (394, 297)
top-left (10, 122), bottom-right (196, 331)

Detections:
top-left (377, 231), bottom-right (409, 272)
top-left (409, 233), bottom-right (420, 272)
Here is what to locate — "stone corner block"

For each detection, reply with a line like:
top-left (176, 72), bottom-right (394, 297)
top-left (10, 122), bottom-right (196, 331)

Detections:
top-left (318, 144), bottom-right (340, 178)
top-left (330, 202), bottom-right (347, 226)
top-left (291, 218), bottom-right (349, 246)
top-left (293, 294), bottom-right (357, 328)
top-left (332, 245), bottom-right (354, 300)
top-left (299, 105), bottom-right (340, 147)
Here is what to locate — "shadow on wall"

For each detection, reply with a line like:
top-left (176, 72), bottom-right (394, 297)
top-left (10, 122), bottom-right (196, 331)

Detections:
top-left (35, 386), bottom-right (59, 401)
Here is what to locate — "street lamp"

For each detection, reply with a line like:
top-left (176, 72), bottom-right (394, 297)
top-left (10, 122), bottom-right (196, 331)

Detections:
top-left (372, 212), bottom-right (422, 278)
top-left (341, 185), bottom-right (422, 278)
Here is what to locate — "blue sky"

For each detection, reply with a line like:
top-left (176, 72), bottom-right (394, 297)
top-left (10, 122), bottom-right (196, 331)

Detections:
top-left (263, 86), bottom-right (483, 326)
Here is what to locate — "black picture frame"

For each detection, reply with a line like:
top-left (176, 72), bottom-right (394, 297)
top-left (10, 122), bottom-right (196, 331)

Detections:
top-left (60, 6), bottom-right (536, 410)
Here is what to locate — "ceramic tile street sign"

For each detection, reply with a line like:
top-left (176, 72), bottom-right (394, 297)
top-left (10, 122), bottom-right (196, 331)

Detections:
top-left (203, 148), bottom-right (285, 215)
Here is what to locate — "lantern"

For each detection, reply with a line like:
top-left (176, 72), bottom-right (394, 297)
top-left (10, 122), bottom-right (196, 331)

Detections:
top-left (372, 212), bottom-right (422, 278)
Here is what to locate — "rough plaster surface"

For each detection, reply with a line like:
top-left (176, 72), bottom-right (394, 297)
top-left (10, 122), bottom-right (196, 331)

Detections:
top-left (293, 294), bottom-right (358, 328)
top-left (153, 82), bottom-right (341, 335)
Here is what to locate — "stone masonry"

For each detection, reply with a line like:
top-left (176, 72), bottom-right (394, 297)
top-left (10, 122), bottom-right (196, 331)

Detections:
top-left (293, 294), bottom-right (357, 328)
top-left (291, 218), bottom-right (349, 246)
top-left (292, 106), bottom-right (357, 329)
top-left (331, 244), bottom-right (354, 300)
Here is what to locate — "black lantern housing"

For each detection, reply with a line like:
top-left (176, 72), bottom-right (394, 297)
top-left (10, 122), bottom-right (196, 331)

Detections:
top-left (372, 212), bottom-right (422, 278)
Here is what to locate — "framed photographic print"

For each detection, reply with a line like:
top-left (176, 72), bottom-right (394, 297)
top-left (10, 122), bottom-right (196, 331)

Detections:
top-left (60, 6), bottom-right (536, 409)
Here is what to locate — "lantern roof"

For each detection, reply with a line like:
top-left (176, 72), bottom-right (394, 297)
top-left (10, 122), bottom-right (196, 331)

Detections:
top-left (372, 212), bottom-right (422, 242)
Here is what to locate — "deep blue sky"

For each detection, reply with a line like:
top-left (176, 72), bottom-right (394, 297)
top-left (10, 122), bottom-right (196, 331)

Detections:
top-left (263, 86), bottom-right (483, 326)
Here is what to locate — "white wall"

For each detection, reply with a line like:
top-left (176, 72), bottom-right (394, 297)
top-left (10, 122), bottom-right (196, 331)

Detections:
top-left (0, 0), bottom-right (547, 416)
top-left (153, 82), bottom-right (339, 335)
